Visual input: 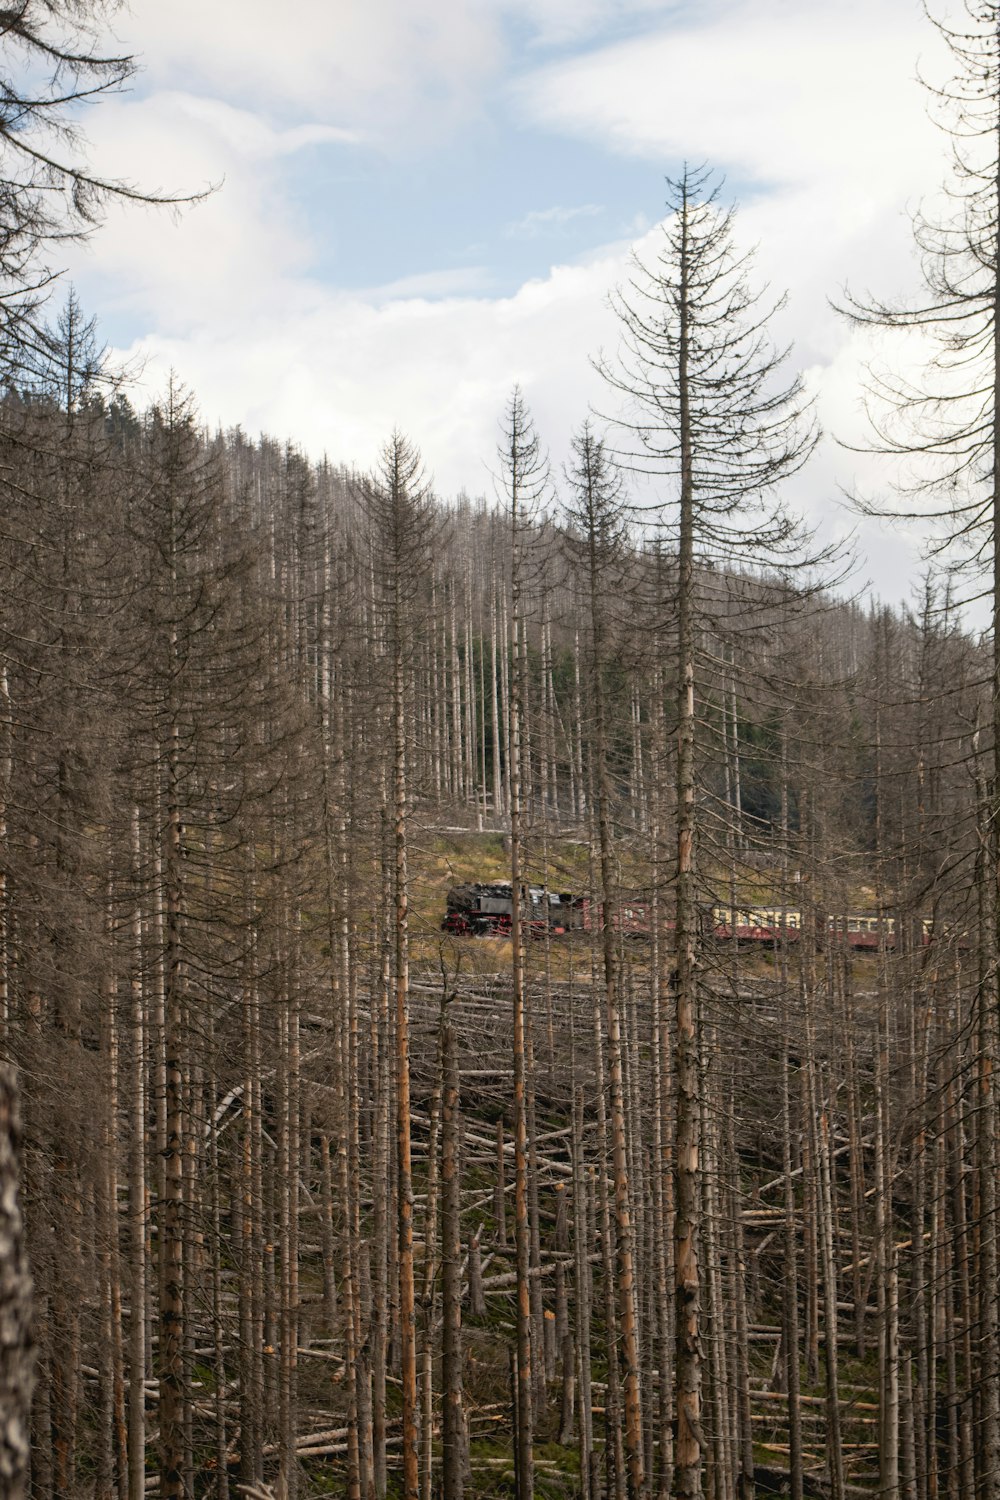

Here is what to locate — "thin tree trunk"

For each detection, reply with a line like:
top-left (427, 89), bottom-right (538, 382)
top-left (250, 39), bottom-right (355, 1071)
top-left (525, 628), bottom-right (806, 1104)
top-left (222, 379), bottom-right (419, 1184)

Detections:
top-left (441, 994), bottom-right (465, 1500)
top-left (0, 1066), bottom-right (34, 1500)
top-left (673, 188), bottom-right (703, 1500)
top-left (159, 710), bottom-right (185, 1500)
top-left (128, 809), bottom-right (146, 1500)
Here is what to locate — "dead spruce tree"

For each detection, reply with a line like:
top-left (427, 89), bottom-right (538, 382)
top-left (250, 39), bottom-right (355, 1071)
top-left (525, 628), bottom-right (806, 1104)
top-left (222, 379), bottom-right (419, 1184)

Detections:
top-left (597, 165), bottom-right (818, 1500)
top-left (496, 387), bottom-right (549, 1500)
top-left (361, 432), bottom-right (437, 1500)
top-left (563, 422), bottom-right (647, 1499)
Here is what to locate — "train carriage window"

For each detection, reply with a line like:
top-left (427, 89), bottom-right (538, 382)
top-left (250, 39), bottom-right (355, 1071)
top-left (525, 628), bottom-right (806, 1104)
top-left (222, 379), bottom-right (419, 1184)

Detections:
top-left (786, 912), bottom-right (800, 928)
top-left (848, 918), bottom-right (860, 932)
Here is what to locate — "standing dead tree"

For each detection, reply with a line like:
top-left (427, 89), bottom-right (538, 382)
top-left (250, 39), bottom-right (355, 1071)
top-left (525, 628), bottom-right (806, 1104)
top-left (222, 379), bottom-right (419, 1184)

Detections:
top-left (497, 387), bottom-right (549, 1500)
top-left (598, 164), bottom-right (819, 1500)
top-left (563, 422), bottom-right (647, 1499)
top-left (362, 432), bottom-right (437, 1500)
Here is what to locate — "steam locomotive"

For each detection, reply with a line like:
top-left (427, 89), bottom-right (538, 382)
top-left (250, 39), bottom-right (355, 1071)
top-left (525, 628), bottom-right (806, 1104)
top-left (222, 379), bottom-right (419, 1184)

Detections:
top-left (441, 882), bottom-right (576, 938)
top-left (442, 883), bottom-right (936, 952)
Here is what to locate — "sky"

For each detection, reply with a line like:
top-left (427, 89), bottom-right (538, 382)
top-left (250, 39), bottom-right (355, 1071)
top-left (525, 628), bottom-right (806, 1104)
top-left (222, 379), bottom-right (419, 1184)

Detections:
top-left (62, 0), bottom-right (959, 608)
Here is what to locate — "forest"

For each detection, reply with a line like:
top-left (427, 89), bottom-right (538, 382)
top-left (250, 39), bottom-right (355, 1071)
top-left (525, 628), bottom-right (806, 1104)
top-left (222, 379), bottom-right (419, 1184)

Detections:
top-left (3, 4), bottom-right (1000, 1500)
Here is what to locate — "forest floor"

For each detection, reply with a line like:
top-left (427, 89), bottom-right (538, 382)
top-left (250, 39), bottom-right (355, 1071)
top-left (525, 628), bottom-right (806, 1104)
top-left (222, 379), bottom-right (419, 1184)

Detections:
top-left (315, 824), bottom-right (887, 1498)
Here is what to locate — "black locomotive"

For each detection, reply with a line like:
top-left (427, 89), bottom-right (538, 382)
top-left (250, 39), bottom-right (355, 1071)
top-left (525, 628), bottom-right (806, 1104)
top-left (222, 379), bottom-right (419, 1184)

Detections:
top-left (441, 881), bottom-right (575, 937)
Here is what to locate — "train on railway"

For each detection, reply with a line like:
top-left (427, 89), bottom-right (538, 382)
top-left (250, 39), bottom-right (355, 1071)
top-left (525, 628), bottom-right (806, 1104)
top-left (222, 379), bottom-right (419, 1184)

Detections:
top-left (441, 882), bottom-right (652, 940)
top-left (442, 882), bottom-right (941, 952)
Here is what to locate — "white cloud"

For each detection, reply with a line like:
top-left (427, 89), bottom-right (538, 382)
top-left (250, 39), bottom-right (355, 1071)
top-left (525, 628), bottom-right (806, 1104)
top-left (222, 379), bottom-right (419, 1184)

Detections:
top-left (368, 268), bottom-right (497, 300)
top-left (492, 0), bottom-right (683, 49)
top-left (114, 0), bottom-right (505, 149)
top-left (511, 0), bottom-right (940, 193)
top-left (158, 97), bottom-right (363, 157)
top-left (112, 0), bottom-right (699, 151)
top-left (118, 0), bottom-right (690, 136)
top-left (106, 247), bottom-right (627, 492)
top-left (68, 90), bottom-right (342, 328)
top-left (506, 204), bottom-right (604, 238)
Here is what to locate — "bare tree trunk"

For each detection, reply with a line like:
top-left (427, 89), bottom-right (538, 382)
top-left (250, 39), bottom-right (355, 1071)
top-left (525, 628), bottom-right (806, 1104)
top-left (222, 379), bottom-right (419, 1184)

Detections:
top-left (495, 1118), bottom-right (508, 1248)
top-left (575, 430), bottom-right (646, 1497)
top-left (491, 566), bottom-right (504, 819)
top-left (817, 1076), bottom-right (845, 1500)
top-left (779, 777), bottom-right (804, 1500)
top-left (573, 1087), bottom-right (594, 1500)
top-left (590, 897), bottom-right (626, 1500)
top-left (372, 810), bottom-right (393, 1500)
top-left (468, 1228), bottom-right (485, 1318)
top-left (651, 672), bottom-right (674, 1500)
top-left (673, 229), bottom-right (703, 1499)
top-left (503, 391), bottom-right (537, 1500)
top-left (700, 1018), bottom-right (732, 1500)
top-left (99, 934), bottom-right (127, 1500)
top-left (0, 1066), bottom-right (34, 1500)
top-left (420, 1061), bottom-right (442, 1500)
top-left (159, 714), bottom-right (185, 1500)
top-left (876, 968), bottom-right (900, 1499)
top-left (128, 809), bottom-right (147, 1500)
top-left (441, 993), bottom-right (465, 1500)
top-left (727, 1095), bottom-right (754, 1500)
top-left (395, 627), bottom-right (420, 1500)
top-left (239, 882), bottom-right (265, 1490)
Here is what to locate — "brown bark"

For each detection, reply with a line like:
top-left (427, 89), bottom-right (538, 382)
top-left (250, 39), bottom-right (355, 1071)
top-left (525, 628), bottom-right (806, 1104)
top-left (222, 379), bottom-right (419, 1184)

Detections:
top-left (159, 712), bottom-right (185, 1500)
top-left (0, 1066), bottom-right (34, 1500)
top-left (673, 198), bottom-right (703, 1496)
top-left (503, 389), bottom-right (536, 1500)
top-left (441, 995), bottom-right (465, 1500)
